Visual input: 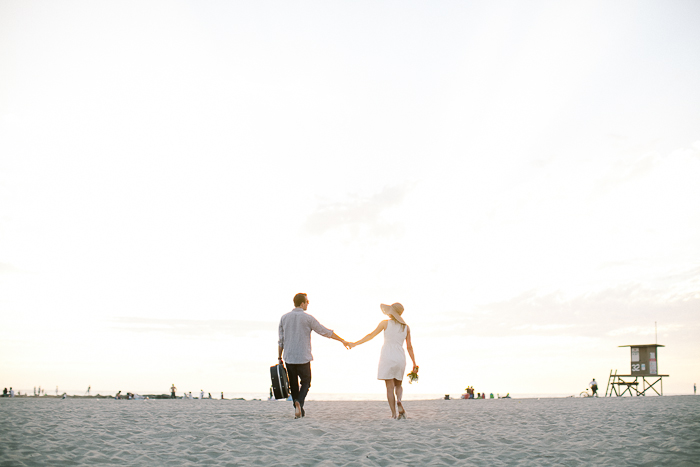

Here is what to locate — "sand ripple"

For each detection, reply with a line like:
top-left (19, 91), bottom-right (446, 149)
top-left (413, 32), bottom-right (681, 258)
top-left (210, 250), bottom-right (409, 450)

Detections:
top-left (1, 396), bottom-right (699, 466)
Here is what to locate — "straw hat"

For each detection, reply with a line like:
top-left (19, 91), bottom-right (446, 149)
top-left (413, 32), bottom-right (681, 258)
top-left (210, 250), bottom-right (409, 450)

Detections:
top-left (380, 302), bottom-right (406, 325)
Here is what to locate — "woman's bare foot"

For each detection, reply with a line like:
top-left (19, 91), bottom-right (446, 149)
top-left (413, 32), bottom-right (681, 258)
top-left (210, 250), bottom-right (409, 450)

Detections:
top-left (397, 401), bottom-right (406, 419)
top-left (294, 401), bottom-right (302, 419)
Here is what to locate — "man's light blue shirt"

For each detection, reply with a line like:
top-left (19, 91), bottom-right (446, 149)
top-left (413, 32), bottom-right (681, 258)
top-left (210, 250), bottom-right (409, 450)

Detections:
top-left (278, 308), bottom-right (333, 364)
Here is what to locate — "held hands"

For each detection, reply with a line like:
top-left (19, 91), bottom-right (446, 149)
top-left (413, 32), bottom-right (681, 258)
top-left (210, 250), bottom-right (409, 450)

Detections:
top-left (342, 340), bottom-right (357, 349)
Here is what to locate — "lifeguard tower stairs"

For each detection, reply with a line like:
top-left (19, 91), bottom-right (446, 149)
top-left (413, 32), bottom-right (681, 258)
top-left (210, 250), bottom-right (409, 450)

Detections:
top-left (605, 344), bottom-right (668, 396)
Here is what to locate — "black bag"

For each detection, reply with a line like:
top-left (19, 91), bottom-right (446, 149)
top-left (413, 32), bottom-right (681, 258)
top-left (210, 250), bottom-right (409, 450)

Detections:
top-left (270, 363), bottom-right (290, 400)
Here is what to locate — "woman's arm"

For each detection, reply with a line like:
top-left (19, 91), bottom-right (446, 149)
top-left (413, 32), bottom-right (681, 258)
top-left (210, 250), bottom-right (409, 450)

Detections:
top-left (406, 326), bottom-right (417, 369)
top-left (353, 321), bottom-right (387, 346)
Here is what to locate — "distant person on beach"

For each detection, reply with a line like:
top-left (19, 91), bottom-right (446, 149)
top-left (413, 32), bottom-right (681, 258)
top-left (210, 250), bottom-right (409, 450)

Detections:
top-left (590, 378), bottom-right (598, 397)
top-left (348, 303), bottom-right (418, 420)
top-left (115, 391), bottom-right (121, 400)
top-left (86, 386), bottom-right (91, 396)
top-left (694, 383), bottom-right (696, 395)
top-left (10, 387), bottom-right (14, 398)
top-left (2, 388), bottom-right (6, 397)
top-left (278, 292), bottom-right (351, 419)
top-left (171, 384), bottom-right (177, 399)
top-left (200, 390), bottom-right (204, 399)
top-left (221, 392), bottom-right (225, 400)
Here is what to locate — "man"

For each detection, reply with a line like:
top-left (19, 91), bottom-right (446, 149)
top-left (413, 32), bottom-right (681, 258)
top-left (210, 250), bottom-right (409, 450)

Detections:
top-left (590, 378), bottom-right (598, 397)
top-left (170, 384), bottom-right (177, 399)
top-left (278, 293), bottom-right (349, 419)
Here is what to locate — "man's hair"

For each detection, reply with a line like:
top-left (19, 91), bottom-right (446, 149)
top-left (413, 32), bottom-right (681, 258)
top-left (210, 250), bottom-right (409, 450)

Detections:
top-left (293, 293), bottom-right (308, 307)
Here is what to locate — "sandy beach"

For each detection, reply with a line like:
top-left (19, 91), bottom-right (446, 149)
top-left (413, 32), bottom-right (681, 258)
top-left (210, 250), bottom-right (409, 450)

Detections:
top-left (1, 396), bottom-right (698, 466)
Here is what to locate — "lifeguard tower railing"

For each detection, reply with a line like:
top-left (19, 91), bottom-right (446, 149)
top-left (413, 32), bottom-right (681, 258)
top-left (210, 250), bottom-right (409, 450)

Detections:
top-left (605, 343), bottom-right (668, 396)
top-left (605, 369), bottom-right (668, 396)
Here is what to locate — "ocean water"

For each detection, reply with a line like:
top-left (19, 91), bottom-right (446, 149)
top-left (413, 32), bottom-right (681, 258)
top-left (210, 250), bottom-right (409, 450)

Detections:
top-left (12, 387), bottom-right (689, 400)
top-left (13, 390), bottom-right (675, 401)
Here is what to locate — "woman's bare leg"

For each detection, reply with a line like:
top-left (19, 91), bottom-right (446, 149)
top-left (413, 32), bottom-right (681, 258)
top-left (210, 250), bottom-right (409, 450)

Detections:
top-left (395, 379), bottom-right (406, 418)
top-left (384, 380), bottom-right (397, 418)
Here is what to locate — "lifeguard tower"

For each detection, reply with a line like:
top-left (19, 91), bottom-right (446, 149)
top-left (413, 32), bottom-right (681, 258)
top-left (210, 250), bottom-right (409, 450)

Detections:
top-left (605, 344), bottom-right (668, 396)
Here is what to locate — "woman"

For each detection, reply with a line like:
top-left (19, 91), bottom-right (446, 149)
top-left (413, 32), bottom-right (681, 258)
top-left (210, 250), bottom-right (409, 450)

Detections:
top-left (351, 302), bottom-right (418, 419)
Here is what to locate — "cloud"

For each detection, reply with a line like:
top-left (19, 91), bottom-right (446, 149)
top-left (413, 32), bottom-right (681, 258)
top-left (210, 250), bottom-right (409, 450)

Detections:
top-left (607, 324), bottom-right (684, 338)
top-left (303, 183), bottom-right (413, 238)
top-left (512, 324), bottom-right (576, 332)
top-left (110, 317), bottom-right (274, 338)
top-left (0, 262), bottom-right (22, 274)
top-left (594, 140), bottom-right (700, 195)
top-left (421, 274), bottom-right (700, 341)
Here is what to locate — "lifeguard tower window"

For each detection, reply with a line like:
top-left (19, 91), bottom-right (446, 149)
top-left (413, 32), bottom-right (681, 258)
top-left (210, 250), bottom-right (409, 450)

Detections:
top-left (622, 344), bottom-right (662, 376)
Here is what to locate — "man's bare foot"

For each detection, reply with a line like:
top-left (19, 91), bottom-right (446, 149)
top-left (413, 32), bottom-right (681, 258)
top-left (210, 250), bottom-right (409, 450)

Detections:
top-left (294, 401), bottom-right (302, 419)
top-left (397, 401), bottom-right (406, 419)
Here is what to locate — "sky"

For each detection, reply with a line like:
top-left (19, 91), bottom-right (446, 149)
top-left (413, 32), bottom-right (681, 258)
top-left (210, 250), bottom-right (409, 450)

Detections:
top-left (1, 0), bottom-right (699, 398)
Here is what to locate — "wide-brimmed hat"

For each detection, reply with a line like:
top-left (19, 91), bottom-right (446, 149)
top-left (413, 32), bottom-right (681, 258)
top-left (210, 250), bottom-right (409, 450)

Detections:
top-left (380, 303), bottom-right (406, 325)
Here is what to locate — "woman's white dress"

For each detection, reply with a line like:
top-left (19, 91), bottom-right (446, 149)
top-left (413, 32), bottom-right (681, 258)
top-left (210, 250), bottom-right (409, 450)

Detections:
top-left (377, 319), bottom-right (408, 380)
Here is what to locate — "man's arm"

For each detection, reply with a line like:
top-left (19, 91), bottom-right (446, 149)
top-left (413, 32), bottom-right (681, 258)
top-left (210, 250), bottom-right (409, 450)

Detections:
top-left (309, 316), bottom-right (350, 348)
top-left (278, 319), bottom-right (284, 363)
top-left (329, 332), bottom-right (351, 349)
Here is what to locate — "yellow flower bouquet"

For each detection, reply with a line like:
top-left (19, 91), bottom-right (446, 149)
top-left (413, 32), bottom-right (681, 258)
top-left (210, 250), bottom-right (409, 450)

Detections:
top-left (407, 366), bottom-right (419, 384)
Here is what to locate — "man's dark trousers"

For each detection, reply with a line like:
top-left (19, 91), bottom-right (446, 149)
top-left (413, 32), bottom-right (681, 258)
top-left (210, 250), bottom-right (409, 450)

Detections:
top-left (287, 363), bottom-right (311, 408)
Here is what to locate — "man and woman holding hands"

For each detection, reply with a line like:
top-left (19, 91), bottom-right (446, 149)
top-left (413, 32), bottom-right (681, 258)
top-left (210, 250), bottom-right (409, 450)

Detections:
top-left (278, 293), bottom-right (418, 419)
